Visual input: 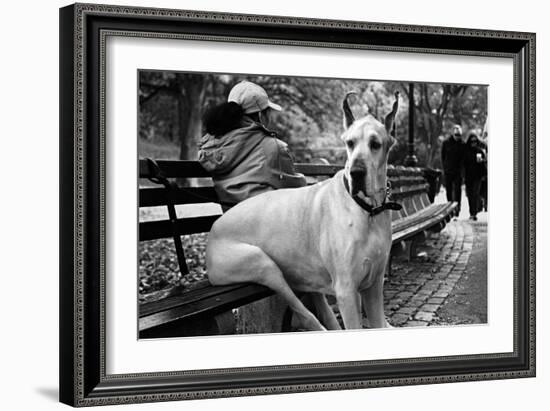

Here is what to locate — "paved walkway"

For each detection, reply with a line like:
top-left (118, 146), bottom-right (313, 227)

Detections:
top-left (383, 220), bottom-right (476, 327)
top-left (382, 187), bottom-right (487, 327)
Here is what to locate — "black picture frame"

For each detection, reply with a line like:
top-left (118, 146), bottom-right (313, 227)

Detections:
top-left (59, 3), bottom-right (536, 407)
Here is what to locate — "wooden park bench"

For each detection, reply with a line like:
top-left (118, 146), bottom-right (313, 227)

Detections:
top-left (138, 159), bottom-right (457, 338)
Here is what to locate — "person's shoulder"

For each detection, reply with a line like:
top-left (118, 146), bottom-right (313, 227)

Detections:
top-left (254, 122), bottom-right (278, 139)
top-left (237, 118), bottom-right (273, 138)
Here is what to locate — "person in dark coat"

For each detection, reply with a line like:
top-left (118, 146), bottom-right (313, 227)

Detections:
top-left (479, 129), bottom-right (488, 211)
top-left (441, 125), bottom-right (465, 214)
top-left (463, 133), bottom-right (487, 220)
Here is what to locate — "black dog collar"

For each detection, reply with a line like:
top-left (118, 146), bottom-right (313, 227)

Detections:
top-left (343, 174), bottom-right (403, 216)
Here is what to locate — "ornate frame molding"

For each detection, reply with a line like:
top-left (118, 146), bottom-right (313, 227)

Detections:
top-left (60, 3), bottom-right (535, 407)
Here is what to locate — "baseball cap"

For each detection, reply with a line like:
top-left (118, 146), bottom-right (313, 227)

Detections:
top-left (227, 81), bottom-right (282, 114)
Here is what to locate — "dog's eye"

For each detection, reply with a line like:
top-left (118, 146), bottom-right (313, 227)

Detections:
top-left (369, 140), bottom-right (382, 150)
top-left (346, 140), bottom-right (354, 150)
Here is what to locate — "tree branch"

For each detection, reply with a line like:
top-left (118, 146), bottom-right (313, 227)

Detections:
top-left (422, 85), bottom-right (433, 112)
top-left (139, 83), bottom-right (179, 105)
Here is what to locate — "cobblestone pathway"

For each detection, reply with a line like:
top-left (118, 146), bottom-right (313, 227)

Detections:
top-left (383, 220), bottom-right (475, 327)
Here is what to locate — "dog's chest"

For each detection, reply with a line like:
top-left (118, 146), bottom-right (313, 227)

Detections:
top-left (346, 219), bottom-right (392, 288)
top-left (358, 241), bottom-right (389, 287)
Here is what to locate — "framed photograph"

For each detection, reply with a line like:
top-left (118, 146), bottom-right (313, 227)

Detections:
top-left (59, 3), bottom-right (535, 407)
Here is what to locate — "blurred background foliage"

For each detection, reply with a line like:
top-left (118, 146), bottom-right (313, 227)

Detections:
top-left (139, 70), bottom-right (487, 169)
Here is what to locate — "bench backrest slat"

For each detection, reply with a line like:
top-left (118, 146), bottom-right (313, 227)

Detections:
top-left (140, 160), bottom-right (211, 178)
top-left (139, 180), bottom-right (429, 207)
top-left (391, 183), bottom-right (430, 200)
top-left (295, 163), bottom-right (344, 176)
top-left (140, 215), bottom-right (220, 241)
top-left (138, 160), bottom-right (345, 179)
top-left (140, 187), bottom-right (219, 207)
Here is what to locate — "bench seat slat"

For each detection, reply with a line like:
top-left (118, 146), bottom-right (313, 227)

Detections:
top-left (392, 202), bottom-right (457, 243)
top-left (141, 282), bottom-right (254, 317)
top-left (139, 283), bottom-right (274, 332)
top-left (392, 202), bottom-right (453, 232)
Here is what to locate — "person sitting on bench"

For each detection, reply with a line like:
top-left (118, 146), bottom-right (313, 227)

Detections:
top-left (198, 81), bottom-right (306, 211)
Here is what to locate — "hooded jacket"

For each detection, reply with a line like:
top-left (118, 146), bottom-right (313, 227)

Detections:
top-left (198, 116), bottom-right (307, 208)
top-left (464, 143), bottom-right (487, 182)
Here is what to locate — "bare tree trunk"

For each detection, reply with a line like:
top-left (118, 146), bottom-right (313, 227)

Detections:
top-left (426, 116), bottom-right (443, 168)
top-left (179, 99), bottom-right (203, 162)
top-left (176, 92), bottom-right (190, 153)
top-left (175, 75), bottom-right (206, 186)
top-left (178, 75), bottom-right (206, 161)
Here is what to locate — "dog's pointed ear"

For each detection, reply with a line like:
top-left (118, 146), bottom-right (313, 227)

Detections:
top-left (388, 134), bottom-right (397, 149)
top-left (342, 91), bottom-right (357, 129)
top-left (384, 91), bottom-right (400, 134)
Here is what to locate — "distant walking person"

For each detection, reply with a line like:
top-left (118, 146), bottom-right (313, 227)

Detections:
top-left (441, 124), bottom-right (465, 215)
top-left (479, 128), bottom-right (488, 211)
top-left (463, 133), bottom-right (487, 221)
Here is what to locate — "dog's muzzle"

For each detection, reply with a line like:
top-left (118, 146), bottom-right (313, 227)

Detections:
top-left (349, 167), bottom-right (366, 196)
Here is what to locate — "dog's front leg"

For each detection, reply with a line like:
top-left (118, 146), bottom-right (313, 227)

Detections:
top-left (335, 284), bottom-right (362, 329)
top-left (361, 274), bottom-right (391, 328)
top-left (310, 293), bottom-right (342, 330)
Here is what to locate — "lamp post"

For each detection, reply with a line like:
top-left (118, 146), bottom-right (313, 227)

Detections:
top-left (404, 82), bottom-right (418, 167)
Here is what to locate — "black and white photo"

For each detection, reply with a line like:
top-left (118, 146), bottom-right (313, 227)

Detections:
top-left (138, 71), bottom-right (489, 338)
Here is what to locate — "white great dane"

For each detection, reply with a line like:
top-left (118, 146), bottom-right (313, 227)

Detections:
top-left (206, 92), bottom-right (401, 331)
